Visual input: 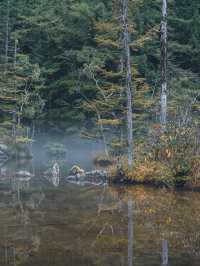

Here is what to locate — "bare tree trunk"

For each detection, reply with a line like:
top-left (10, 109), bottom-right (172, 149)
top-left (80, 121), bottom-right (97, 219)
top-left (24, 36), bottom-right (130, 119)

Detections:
top-left (4, 0), bottom-right (10, 73)
top-left (122, 0), bottom-right (133, 167)
top-left (160, 0), bottom-right (168, 129)
top-left (14, 39), bottom-right (18, 70)
top-left (12, 39), bottom-right (18, 139)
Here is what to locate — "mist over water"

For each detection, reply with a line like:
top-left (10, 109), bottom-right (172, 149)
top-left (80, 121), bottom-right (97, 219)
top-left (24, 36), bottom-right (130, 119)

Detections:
top-left (32, 132), bottom-right (105, 172)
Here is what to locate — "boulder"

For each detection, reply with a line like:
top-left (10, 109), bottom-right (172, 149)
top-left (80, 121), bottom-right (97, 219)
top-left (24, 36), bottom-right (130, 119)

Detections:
top-left (69, 165), bottom-right (85, 176)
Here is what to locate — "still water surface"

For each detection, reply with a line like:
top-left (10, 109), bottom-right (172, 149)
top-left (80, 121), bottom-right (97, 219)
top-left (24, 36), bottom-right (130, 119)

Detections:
top-left (0, 135), bottom-right (200, 266)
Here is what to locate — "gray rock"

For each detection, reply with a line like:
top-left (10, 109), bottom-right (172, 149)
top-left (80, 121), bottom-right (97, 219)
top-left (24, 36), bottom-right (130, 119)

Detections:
top-left (16, 171), bottom-right (34, 178)
top-left (69, 165), bottom-right (85, 176)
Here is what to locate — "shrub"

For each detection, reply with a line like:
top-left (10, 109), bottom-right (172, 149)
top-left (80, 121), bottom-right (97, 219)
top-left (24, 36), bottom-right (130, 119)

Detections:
top-left (110, 121), bottom-right (200, 188)
top-left (109, 158), bottom-right (173, 187)
top-left (93, 153), bottom-right (116, 167)
top-left (147, 122), bottom-right (200, 187)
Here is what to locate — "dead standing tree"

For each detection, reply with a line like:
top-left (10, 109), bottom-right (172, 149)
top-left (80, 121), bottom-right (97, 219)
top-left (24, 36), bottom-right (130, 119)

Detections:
top-left (4, 0), bottom-right (10, 73)
top-left (160, 0), bottom-right (168, 129)
top-left (121, 0), bottom-right (134, 167)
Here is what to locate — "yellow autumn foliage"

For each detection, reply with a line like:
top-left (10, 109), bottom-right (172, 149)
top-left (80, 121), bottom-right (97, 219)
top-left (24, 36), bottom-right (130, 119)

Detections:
top-left (109, 158), bottom-right (173, 186)
top-left (95, 22), bottom-right (119, 33)
top-left (97, 119), bottom-right (122, 126)
top-left (95, 37), bottom-right (119, 49)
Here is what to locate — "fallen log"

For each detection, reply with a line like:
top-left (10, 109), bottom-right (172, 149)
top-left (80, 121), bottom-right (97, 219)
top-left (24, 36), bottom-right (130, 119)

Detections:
top-left (65, 169), bottom-right (108, 186)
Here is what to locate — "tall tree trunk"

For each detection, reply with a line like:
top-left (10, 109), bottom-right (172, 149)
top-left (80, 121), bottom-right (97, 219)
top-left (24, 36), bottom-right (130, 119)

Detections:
top-left (14, 39), bottom-right (18, 71)
top-left (160, 0), bottom-right (168, 129)
top-left (122, 0), bottom-right (133, 167)
top-left (12, 39), bottom-right (18, 138)
top-left (4, 0), bottom-right (10, 73)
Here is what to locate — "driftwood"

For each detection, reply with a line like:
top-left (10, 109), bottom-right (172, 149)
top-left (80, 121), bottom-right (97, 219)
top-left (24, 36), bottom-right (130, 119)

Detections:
top-left (65, 169), bottom-right (108, 186)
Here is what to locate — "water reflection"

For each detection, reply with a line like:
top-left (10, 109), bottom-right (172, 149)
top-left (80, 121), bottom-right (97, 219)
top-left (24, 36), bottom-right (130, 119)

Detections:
top-left (128, 195), bottom-right (133, 266)
top-left (162, 240), bottom-right (168, 265)
top-left (1, 176), bottom-right (200, 265)
top-left (0, 137), bottom-right (200, 265)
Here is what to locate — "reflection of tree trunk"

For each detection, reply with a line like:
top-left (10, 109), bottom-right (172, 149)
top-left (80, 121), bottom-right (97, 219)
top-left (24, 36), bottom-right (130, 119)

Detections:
top-left (120, 255), bottom-right (125, 266)
top-left (17, 182), bottom-right (20, 201)
top-left (13, 247), bottom-right (16, 266)
top-left (128, 196), bottom-right (133, 266)
top-left (162, 239), bottom-right (168, 265)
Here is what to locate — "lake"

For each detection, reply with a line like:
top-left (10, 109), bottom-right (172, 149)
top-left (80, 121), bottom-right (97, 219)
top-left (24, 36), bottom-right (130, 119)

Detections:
top-left (0, 134), bottom-right (199, 266)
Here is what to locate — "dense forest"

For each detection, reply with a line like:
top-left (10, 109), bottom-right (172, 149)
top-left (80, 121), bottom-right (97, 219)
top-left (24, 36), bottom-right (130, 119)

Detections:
top-left (0, 0), bottom-right (200, 187)
top-left (0, 0), bottom-right (199, 127)
top-left (1, 2), bottom-right (200, 265)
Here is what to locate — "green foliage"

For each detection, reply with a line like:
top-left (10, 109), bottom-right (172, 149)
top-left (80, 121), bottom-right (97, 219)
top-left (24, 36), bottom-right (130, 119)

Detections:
top-left (0, 0), bottom-right (199, 150)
